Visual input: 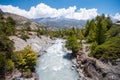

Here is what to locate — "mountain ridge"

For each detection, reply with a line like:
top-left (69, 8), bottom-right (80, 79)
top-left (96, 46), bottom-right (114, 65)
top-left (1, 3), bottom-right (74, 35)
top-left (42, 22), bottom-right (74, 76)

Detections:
top-left (33, 17), bottom-right (86, 29)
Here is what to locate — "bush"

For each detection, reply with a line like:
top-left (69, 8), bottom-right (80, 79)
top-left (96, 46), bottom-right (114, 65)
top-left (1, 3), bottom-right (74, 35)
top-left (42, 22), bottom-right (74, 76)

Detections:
top-left (5, 59), bottom-right (14, 72)
top-left (90, 41), bottom-right (98, 51)
top-left (89, 37), bottom-right (120, 62)
top-left (65, 34), bottom-right (81, 57)
top-left (105, 25), bottom-right (120, 38)
top-left (20, 34), bottom-right (29, 41)
top-left (0, 16), bottom-right (16, 36)
top-left (14, 45), bottom-right (37, 72)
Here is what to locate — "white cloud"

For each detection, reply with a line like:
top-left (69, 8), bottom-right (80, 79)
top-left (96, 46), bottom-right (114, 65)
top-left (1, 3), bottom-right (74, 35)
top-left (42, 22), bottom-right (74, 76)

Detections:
top-left (0, 3), bottom-right (98, 20)
top-left (113, 13), bottom-right (120, 21)
top-left (28, 3), bottom-right (58, 18)
top-left (0, 5), bottom-right (30, 18)
top-left (65, 8), bottom-right (98, 20)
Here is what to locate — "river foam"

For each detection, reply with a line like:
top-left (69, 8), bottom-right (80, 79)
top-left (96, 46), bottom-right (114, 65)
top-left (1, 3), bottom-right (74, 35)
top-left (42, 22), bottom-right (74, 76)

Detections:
top-left (36, 39), bottom-right (79, 80)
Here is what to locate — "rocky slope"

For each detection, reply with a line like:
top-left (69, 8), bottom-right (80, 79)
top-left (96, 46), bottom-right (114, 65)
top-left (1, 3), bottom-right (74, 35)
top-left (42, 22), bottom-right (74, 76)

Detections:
top-left (1, 10), bottom-right (41, 30)
top-left (9, 35), bottom-right (54, 55)
top-left (73, 40), bottom-right (120, 80)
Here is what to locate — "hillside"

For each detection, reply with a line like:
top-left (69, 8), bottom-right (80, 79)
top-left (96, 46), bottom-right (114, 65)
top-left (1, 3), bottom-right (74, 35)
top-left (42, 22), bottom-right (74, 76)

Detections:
top-left (64, 14), bottom-right (120, 80)
top-left (1, 10), bottom-right (41, 30)
top-left (0, 10), bottom-right (55, 80)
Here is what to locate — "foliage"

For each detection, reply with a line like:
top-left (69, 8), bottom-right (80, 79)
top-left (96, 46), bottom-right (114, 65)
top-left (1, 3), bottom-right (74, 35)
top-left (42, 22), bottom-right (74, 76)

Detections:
top-left (19, 28), bottom-right (29, 41)
top-left (14, 45), bottom-right (37, 72)
top-left (5, 59), bottom-right (14, 72)
top-left (84, 20), bottom-right (90, 37)
top-left (105, 25), bottom-right (120, 38)
top-left (84, 14), bottom-right (113, 44)
top-left (87, 19), bottom-right (97, 42)
top-left (36, 27), bottom-right (84, 40)
top-left (90, 41), bottom-right (98, 51)
top-left (0, 52), bottom-right (6, 79)
top-left (20, 33), bottom-right (29, 41)
top-left (0, 36), bottom-right (14, 59)
top-left (84, 14), bottom-right (120, 62)
top-left (0, 36), bottom-right (14, 79)
top-left (89, 37), bottom-right (120, 62)
top-left (0, 16), bottom-right (16, 36)
top-left (95, 15), bottom-right (107, 44)
top-left (65, 28), bottom-right (81, 57)
top-left (0, 15), bottom-right (36, 79)
top-left (26, 26), bottom-right (32, 31)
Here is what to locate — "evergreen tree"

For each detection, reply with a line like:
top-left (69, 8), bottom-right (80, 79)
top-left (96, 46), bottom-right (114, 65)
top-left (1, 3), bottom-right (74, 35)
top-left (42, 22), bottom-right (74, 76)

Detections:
top-left (106, 16), bottom-right (113, 30)
top-left (96, 16), bottom-right (107, 44)
top-left (87, 19), bottom-right (97, 42)
top-left (65, 33), bottom-right (80, 57)
top-left (84, 20), bottom-right (90, 37)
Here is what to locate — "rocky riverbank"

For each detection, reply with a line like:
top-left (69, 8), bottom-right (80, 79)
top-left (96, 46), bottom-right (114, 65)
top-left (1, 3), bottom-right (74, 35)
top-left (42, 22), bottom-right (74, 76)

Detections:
top-left (9, 35), bottom-right (54, 55)
top-left (72, 40), bottom-right (120, 80)
top-left (7, 35), bottom-right (55, 80)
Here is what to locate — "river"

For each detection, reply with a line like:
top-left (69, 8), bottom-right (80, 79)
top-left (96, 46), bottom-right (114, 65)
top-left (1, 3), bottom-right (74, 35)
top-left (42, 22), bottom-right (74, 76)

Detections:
top-left (36, 39), bottom-right (79, 80)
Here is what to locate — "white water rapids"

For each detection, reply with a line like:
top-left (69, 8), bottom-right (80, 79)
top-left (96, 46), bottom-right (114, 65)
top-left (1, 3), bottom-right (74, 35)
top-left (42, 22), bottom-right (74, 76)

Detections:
top-left (36, 39), bottom-right (79, 80)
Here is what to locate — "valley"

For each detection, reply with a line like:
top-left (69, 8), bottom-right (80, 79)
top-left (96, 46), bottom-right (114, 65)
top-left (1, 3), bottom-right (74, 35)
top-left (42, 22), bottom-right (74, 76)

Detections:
top-left (0, 6), bottom-right (120, 80)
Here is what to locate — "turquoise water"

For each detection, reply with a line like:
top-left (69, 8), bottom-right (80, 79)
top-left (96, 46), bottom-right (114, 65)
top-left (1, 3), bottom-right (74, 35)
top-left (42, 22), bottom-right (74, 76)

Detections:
top-left (36, 39), bottom-right (79, 80)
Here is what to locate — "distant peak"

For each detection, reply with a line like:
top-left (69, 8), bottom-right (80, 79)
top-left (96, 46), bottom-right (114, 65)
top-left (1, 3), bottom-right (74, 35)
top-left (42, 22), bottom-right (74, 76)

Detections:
top-left (0, 9), bottom-right (3, 14)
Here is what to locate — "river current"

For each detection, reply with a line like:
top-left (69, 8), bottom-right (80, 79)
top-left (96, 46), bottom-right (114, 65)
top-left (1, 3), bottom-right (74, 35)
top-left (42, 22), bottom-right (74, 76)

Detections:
top-left (36, 39), bottom-right (79, 80)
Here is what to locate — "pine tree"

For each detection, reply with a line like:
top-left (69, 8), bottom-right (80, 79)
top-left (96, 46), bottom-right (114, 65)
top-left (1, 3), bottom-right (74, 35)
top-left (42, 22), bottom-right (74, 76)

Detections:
top-left (65, 33), bottom-right (80, 57)
top-left (84, 20), bottom-right (90, 37)
top-left (87, 19), bottom-right (97, 42)
top-left (106, 16), bottom-right (113, 30)
top-left (96, 16), bottom-right (107, 44)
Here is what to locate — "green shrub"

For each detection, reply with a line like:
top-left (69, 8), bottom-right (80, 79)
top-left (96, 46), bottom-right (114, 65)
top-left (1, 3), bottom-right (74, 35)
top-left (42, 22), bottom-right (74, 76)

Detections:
top-left (5, 59), bottom-right (14, 72)
top-left (65, 34), bottom-right (81, 56)
top-left (90, 41), bottom-right (98, 51)
top-left (89, 37), bottom-right (120, 62)
top-left (105, 25), bottom-right (120, 38)
top-left (20, 34), bottom-right (29, 41)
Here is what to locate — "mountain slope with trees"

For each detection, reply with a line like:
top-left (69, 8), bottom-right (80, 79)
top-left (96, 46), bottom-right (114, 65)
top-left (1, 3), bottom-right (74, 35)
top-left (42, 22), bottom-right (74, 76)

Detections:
top-left (83, 14), bottom-right (120, 63)
top-left (0, 11), bottom-right (38, 79)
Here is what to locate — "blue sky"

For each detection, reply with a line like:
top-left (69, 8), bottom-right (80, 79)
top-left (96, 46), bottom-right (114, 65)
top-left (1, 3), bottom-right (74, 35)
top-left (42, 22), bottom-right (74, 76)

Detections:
top-left (0, 0), bottom-right (120, 20)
